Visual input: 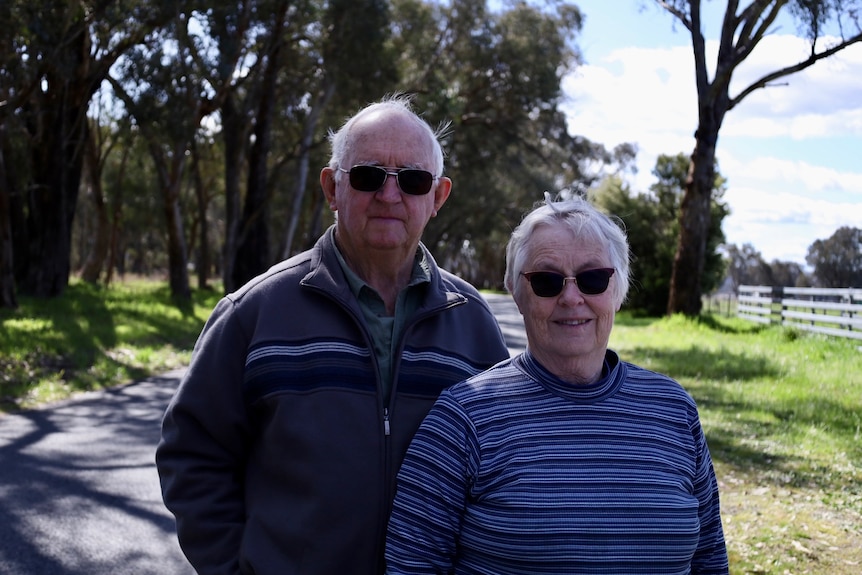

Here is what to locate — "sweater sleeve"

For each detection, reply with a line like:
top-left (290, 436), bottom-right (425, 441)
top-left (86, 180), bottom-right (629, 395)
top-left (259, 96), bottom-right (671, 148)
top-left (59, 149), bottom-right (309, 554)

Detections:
top-left (690, 414), bottom-right (730, 575)
top-left (386, 391), bottom-right (476, 574)
top-left (155, 297), bottom-right (251, 575)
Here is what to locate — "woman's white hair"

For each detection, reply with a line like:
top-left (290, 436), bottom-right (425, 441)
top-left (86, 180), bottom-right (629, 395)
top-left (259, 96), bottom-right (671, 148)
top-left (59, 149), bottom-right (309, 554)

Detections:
top-left (504, 192), bottom-right (631, 307)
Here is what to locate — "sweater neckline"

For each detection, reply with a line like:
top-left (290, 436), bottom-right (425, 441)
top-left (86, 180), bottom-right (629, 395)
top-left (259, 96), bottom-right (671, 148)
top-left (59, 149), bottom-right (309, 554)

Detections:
top-left (514, 349), bottom-right (625, 403)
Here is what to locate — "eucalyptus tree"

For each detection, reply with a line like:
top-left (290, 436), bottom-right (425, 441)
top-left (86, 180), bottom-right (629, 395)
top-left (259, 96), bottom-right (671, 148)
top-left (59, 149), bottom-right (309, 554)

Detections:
top-left (591, 153), bottom-right (728, 316)
top-left (806, 226), bottom-right (862, 287)
top-left (187, 0), bottom-right (396, 292)
top-left (0, 125), bottom-right (14, 308)
top-left (388, 0), bottom-right (620, 288)
top-left (654, 0), bottom-right (862, 316)
top-left (0, 0), bottom-right (178, 300)
top-left (724, 243), bottom-right (770, 289)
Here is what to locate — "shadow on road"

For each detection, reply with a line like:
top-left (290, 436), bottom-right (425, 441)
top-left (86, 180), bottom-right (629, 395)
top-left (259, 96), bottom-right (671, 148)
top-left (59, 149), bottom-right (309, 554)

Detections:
top-left (0, 371), bottom-right (193, 575)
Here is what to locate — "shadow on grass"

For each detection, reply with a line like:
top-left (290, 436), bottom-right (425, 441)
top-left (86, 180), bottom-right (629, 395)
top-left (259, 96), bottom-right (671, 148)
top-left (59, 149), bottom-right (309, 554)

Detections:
top-left (624, 345), bottom-right (780, 382)
top-left (0, 281), bottom-right (219, 411)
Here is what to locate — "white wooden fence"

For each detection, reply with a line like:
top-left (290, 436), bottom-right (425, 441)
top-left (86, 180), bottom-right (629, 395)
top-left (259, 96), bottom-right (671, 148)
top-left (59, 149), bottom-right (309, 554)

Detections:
top-left (738, 285), bottom-right (862, 344)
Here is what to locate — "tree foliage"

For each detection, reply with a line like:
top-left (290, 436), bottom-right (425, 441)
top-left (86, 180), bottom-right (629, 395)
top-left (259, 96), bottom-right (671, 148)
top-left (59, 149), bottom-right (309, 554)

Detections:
top-left (0, 0), bottom-right (636, 306)
top-left (806, 226), bottom-right (862, 287)
top-left (390, 0), bottom-right (629, 289)
top-left (655, 0), bottom-right (862, 316)
top-left (0, 0), bottom-right (179, 302)
top-left (591, 153), bottom-right (728, 316)
top-left (724, 243), bottom-right (811, 289)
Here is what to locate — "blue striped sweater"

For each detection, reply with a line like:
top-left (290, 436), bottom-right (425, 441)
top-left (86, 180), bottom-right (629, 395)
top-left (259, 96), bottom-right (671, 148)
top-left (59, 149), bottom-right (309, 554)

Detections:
top-left (385, 350), bottom-right (729, 574)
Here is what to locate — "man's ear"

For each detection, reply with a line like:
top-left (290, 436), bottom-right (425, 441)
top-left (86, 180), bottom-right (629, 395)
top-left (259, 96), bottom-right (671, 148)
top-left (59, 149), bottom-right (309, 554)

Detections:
top-left (432, 176), bottom-right (452, 215)
top-left (320, 167), bottom-right (337, 211)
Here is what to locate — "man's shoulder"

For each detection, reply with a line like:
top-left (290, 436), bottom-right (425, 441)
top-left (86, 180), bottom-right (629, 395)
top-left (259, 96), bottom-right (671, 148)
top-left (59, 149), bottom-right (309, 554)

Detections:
top-left (436, 267), bottom-right (483, 298)
top-left (227, 249), bottom-right (316, 302)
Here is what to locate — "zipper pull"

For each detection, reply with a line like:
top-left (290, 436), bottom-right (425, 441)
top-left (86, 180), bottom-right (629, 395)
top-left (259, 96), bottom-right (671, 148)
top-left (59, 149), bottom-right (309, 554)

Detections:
top-left (383, 408), bottom-right (391, 436)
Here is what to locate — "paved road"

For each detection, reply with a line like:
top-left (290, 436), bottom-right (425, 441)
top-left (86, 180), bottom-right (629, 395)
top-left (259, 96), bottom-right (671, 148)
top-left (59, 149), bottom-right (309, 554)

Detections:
top-left (0, 294), bottom-right (524, 575)
top-left (0, 370), bottom-right (195, 575)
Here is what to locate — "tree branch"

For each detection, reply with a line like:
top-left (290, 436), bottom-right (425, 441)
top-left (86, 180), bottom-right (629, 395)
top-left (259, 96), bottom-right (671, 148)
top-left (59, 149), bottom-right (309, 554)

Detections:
top-left (655, 1), bottom-right (693, 32)
top-left (729, 31), bottom-right (862, 109)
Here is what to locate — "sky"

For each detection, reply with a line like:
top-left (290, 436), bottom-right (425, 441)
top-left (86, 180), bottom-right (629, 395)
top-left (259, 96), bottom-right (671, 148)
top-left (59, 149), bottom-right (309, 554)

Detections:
top-left (559, 0), bottom-right (862, 266)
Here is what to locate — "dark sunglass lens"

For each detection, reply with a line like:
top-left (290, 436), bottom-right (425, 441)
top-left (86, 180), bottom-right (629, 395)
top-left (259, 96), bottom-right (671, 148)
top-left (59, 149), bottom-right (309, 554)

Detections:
top-left (349, 166), bottom-right (386, 192)
top-left (530, 272), bottom-right (565, 297)
top-left (398, 169), bottom-right (434, 195)
top-left (576, 269), bottom-right (614, 295)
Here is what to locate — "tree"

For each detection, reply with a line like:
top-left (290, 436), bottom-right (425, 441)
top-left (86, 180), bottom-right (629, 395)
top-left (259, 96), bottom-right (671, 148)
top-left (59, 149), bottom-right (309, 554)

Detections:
top-left (591, 153), bottom-right (728, 316)
top-left (108, 9), bottom-right (223, 302)
top-left (389, 0), bottom-right (622, 289)
top-left (0, 0), bottom-right (178, 299)
top-left (191, 0), bottom-right (395, 292)
top-left (78, 109), bottom-right (121, 285)
top-left (655, 0), bottom-right (862, 316)
top-left (0, 124), bottom-right (15, 308)
top-left (806, 226), bottom-right (862, 287)
top-left (724, 243), bottom-right (772, 289)
top-left (768, 259), bottom-right (809, 287)
top-left (723, 243), bottom-right (811, 288)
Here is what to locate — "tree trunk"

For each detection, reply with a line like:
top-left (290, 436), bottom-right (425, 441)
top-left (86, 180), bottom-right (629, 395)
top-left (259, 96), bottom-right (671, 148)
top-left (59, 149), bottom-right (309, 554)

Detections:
top-left (104, 145), bottom-right (129, 286)
top-left (191, 143), bottom-right (210, 290)
top-left (231, 21), bottom-right (285, 289)
top-left (164, 181), bottom-right (191, 301)
top-left (667, 137), bottom-right (716, 316)
top-left (80, 128), bottom-right (110, 284)
top-left (20, 83), bottom-right (89, 298)
top-left (0, 130), bottom-right (17, 309)
top-left (220, 94), bottom-right (245, 294)
top-left (149, 141), bottom-right (191, 302)
top-left (282, 81), bottom-right (335, 260)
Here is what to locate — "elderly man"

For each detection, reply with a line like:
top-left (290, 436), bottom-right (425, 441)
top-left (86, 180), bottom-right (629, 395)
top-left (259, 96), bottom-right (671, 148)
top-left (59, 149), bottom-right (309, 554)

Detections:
top-left (156, 96), bottom-right (509, 575)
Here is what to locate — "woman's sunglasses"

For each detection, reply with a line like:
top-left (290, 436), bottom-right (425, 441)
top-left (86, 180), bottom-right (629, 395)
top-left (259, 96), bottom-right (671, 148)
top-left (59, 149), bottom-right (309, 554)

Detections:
top-left (521, 268), bottom-right (615, 297)
top-left (339, 165), bottom-right (437, 196)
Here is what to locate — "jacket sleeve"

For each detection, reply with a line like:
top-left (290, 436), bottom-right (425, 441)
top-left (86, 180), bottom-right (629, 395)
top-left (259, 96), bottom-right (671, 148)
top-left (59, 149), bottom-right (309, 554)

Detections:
top-left (691, 414), bottom-right (730, 575)
top-left (386, 391), bottom-right (476, 574)
top-left (155, 297), bottom-right (252, 575)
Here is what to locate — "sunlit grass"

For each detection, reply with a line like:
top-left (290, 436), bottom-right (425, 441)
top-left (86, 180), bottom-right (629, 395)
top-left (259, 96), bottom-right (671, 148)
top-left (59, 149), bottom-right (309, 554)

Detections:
top-left (611, 312), bottom-right (862, 574)
top-left (0, 278), bottom-right (221, 412)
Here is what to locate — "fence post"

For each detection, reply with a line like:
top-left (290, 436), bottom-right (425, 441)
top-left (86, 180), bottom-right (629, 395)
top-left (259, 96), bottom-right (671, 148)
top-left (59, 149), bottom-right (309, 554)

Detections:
top-left (772, 286), bottom-right (784, 325)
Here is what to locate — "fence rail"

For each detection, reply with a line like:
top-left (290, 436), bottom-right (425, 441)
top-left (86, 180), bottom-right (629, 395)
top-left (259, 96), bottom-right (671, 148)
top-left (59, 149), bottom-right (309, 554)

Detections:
top-left (737, 285), bottom-right (862, 345)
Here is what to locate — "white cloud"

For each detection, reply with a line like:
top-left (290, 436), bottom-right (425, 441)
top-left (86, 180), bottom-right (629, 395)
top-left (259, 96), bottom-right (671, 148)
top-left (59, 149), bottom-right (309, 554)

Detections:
top-left (722, 184), bottom-right (862, 263)
top-left (561, 34), bottom-right (862, 265)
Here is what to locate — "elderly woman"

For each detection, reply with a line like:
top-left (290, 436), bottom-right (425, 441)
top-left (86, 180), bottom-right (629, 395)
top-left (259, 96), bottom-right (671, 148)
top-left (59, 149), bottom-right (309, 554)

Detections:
top-left (385, 194), bottom-right (729, 574)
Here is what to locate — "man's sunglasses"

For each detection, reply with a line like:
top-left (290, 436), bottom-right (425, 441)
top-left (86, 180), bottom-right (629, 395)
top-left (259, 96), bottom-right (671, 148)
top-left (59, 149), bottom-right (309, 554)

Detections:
top-left (521, 268), bottom-right (615, 297)
top-left (339, 165), bottom-right (438, 196)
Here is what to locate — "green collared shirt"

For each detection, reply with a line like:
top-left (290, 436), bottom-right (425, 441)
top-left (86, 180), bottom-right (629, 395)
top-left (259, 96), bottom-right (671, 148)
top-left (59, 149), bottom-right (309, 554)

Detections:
top-left (334, 246), bottom-right (431, 403)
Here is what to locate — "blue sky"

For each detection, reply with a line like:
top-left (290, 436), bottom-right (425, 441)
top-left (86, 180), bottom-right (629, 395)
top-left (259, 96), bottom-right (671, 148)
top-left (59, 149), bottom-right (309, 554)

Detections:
top-left (559, 0), bottom-right (862, 265)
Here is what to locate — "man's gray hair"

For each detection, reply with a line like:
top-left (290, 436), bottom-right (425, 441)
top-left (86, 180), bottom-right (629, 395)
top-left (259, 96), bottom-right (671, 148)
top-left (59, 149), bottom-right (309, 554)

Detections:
top-left (327, 94), bottom-right (449, 181)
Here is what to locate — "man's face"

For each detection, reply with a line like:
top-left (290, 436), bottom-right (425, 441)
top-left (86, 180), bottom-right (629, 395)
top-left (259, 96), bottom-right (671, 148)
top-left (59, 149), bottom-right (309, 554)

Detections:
top-left (321, 111), bottom-right (451, 260)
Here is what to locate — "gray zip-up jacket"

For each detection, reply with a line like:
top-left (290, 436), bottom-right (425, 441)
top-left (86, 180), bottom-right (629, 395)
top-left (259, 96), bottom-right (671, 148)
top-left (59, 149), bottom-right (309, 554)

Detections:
top-left (156, 228), bottom-right (509, 575)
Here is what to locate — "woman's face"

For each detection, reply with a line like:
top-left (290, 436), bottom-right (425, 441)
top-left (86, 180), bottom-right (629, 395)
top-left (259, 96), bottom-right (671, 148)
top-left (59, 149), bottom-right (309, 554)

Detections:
top-left (513, 223), bottom-right (619, 384)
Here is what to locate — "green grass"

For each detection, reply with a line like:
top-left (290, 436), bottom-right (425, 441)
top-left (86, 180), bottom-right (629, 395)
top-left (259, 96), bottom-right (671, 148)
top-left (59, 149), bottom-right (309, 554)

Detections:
top-left (1, 281), bottom-right (860, 573)
top-left (611, 313), bottom-right (862, 574)
top-left (0, 278), bottom-right (221, 412)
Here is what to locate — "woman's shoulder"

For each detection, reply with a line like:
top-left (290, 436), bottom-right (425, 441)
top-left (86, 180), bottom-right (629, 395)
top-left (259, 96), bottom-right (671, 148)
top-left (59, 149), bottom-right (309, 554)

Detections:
top-left (619, 361), bottom-right (697, 404)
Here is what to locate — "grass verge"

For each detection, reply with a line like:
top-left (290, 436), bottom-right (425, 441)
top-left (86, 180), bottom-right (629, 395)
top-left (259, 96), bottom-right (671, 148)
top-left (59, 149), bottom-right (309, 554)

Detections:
top-left (610, 313), bottom-right (862, 574)
top-left (0, 278), bottom-right (221, 412)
